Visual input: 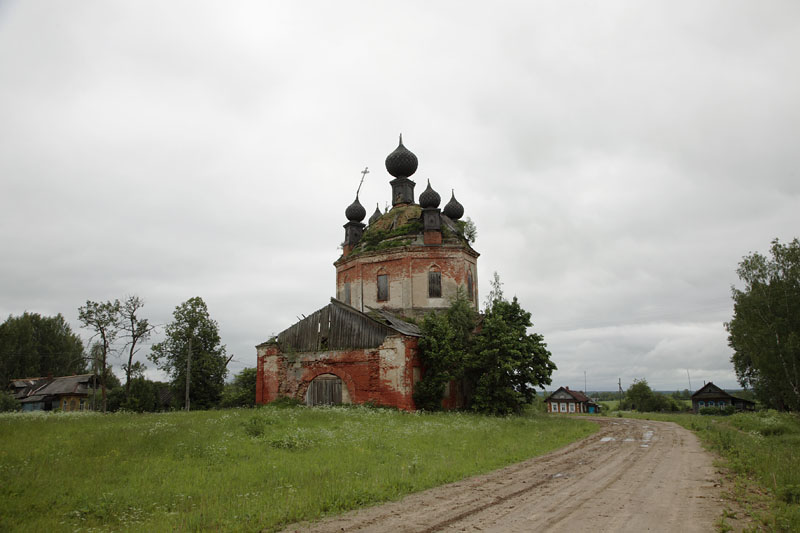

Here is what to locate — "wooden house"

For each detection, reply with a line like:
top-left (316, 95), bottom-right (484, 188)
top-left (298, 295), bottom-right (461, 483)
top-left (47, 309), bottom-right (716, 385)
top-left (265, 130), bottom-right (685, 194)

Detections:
top-left (691, 382), bottom-right (755, 413)
top-left (9, 374), bottom-right (96, 411)
top-left (545, 386), bottom-right (599, 414)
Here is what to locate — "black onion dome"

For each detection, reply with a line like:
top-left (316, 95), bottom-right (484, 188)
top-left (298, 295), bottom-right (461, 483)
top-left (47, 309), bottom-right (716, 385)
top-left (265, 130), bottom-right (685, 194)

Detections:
top-left (385, 134), bottom-right (418, 178)
top-left (345, 195), bottom-right (366, 222)
top-left (419, 179), bottom-right (441, 208)
top-left (369, 203), bottom-right (382, 225)
top-left (443, 190), bottom-right (464, 220)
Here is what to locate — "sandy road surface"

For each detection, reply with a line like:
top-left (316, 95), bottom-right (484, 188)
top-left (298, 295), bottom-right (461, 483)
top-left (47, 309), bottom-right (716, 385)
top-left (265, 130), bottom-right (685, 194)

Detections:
top-left (282, 418), bottom-right (725, 533)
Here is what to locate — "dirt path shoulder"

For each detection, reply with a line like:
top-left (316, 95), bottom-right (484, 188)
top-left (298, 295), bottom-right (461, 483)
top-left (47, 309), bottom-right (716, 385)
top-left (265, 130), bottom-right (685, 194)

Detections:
top-left (281, 417), bottom-right (727, 533)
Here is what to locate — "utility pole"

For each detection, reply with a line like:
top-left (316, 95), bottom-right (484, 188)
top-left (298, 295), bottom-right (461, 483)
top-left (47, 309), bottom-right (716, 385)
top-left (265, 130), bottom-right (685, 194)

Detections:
top-left (686, 369), bottom-right (693, 394)
top-left (618, 378), bottom-right (623, 402)
top-left (185, 337), bottom-right (192, 411)
top-left (584, 371), bottom-right (587, 393)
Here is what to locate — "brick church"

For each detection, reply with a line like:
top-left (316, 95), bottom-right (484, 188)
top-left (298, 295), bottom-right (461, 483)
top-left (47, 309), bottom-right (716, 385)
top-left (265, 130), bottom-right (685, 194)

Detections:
top-left (255, 136), bottom-right (479, 410)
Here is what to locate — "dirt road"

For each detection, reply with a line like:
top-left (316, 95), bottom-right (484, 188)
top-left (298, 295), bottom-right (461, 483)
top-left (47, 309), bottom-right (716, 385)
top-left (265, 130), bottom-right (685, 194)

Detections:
top-left (282, 417), bottom-right (727, 533)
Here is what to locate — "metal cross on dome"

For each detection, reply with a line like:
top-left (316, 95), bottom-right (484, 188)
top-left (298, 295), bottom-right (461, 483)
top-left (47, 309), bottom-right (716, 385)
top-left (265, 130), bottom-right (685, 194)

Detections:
top-left (356, 166), bottom-right (369, 196)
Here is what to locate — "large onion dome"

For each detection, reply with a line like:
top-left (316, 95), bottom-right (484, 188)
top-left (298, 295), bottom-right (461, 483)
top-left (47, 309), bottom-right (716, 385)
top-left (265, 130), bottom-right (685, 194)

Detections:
top-left (419, 179), bottom-right (441, 208)
top-left (345, 195), bottom-right (366, 222)
top-left (443, 190), bottom-right (464, 220)
top-left (369, 203), bottom-right (382, 225)
top-left (385, 134), bottom-right (418, 178)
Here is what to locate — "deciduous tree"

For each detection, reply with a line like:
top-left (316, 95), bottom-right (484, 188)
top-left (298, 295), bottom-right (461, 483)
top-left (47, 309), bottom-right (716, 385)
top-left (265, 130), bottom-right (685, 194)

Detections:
top-left (726, 238), bottom-right (800, 411)
top-left (469, 296), bottom-right (556, 415)
top-left (220, 367), bottom-right (258, 408)
top-left (117, 296), bottom-right (156, 401)
top-left (413, 293), bottom-right (478, 411)
top-left (149, 297), bottom-right (229, 410)
top-left (0, 312), bottom-right (86, 385)
top-left (78, 300), bottom-right (121, 412)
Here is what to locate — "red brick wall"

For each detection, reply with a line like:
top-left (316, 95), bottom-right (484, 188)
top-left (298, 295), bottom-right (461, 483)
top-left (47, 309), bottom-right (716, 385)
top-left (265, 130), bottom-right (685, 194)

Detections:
top-left (256, 336), bottom-right (421, 411)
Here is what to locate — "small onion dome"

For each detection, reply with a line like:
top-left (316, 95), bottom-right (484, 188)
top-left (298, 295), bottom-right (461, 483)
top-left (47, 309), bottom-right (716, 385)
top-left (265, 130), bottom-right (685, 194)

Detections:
top-left (345, 195), bottom-right (366, 222)
top-left (385, 134), bottom-right (418, 178)
top-left (369, 203), bottom-right (382, 225)
top-left (443, 190), bottom-right (464, 220)
top-left (419, 179), bottom-right (441, 208)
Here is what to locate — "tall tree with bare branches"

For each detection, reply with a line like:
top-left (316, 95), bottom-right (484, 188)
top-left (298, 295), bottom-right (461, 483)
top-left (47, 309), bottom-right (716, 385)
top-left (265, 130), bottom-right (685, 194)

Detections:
top-left (78, 299), bottom-right (121, 413)
top-left (118, 296), bottom-right (157, 401)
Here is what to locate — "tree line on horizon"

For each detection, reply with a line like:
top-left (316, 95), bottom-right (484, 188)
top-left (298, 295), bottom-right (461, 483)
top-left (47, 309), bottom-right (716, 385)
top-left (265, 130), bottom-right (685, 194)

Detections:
top-left (0, 296), bottom-right (256, 413)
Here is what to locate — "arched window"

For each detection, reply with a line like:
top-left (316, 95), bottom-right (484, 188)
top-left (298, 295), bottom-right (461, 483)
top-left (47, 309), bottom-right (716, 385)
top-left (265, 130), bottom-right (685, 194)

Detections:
top-left (467, 268), bottom-right (474, 302)
top-left (428, 265), bottom-right (442, 298)
top-left (377, 271), bottom-right (389, 302)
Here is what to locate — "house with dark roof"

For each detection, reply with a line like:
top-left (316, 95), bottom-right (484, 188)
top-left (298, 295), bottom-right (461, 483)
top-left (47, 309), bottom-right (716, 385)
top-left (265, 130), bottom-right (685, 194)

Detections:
top-left (545, 386), bottom-right (599, 414)
top-left (9, 374), bottom-right (96, 411)
top-left (691, 382), bottom-right (755, 413)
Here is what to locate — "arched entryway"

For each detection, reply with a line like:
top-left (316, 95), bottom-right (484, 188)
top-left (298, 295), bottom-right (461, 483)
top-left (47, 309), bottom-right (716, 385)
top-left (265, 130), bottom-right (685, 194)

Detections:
top-left (306, 373), bottom-right (350, 406)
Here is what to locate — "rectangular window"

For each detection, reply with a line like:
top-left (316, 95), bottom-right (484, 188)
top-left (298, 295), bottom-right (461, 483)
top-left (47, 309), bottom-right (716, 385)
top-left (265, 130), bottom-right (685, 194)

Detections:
top-left (560, 402), bottom-right (567, 413)
top-left (569, 402), bottom-right (575, 413)
top-left (377, 274), bottom-right (389, 301)
top-left (428, 271), bottom-right (442, 298)
top-left (344, 283), bottom-right (351, 306)
top-left (467, 269), bottom-right (474, 302)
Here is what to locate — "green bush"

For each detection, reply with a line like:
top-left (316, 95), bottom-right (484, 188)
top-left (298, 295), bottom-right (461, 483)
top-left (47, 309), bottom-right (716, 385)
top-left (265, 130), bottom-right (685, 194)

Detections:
top-left (0, 391), bottom-right (20, 412)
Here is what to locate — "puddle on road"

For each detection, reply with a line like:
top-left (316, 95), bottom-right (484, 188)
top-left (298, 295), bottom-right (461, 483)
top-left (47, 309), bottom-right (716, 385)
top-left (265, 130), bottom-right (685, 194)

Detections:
top-left (623, 438), bottom-right (635, 442)
top-left (600, 437), bottom-right (615, 442)
top-left (642, 430), bottom-right (654, 441)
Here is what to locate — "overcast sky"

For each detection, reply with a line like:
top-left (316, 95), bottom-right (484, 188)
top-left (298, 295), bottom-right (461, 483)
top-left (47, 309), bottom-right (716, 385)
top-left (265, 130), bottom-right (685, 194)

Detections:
top-left (1, 1), bottom-right (798, 392)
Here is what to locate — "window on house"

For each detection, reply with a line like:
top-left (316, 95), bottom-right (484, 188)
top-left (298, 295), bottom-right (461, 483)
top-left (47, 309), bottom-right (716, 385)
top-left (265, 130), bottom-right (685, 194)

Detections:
top-left (377, 274), bottom-right (389, 301)
top-left (698, 401), bottom-right (705, 407)
top-left (569, 402), bottom-right (575, 413)
top-left (560, 402), bottom-right (567, 413)
top-left (709, 401), bottom-right (715, 406)
top-left (344, 282), bottom-right (351, 306)
top-left (428, 270), bottom-right (442, 298)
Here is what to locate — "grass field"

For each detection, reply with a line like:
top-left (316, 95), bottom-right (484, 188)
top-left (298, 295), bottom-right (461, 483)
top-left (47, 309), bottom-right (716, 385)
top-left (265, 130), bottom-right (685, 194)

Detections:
top-left (0, 406), bottom-right (596, 532)
top-left (618, 410), bottom-right (800, 531)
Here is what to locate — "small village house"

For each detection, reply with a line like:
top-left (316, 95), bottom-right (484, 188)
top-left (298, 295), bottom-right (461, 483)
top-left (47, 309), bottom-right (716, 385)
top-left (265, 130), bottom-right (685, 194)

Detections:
top-left (545, 386), bottom-right (599, 414)
top-left (691, 382), bottom-right (755, 413)
top-left (8, 374), bottom-right (96, 411)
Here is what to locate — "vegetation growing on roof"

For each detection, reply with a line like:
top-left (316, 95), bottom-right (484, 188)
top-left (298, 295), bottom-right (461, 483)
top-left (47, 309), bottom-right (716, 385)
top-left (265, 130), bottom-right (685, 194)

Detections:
top-left (351, 219), bottom-right (423, 255)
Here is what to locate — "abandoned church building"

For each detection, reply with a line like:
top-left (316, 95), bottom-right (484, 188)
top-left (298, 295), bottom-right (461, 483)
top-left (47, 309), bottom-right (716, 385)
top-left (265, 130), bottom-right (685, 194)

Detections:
top-left (256, 136), bottom-right (479, 410)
